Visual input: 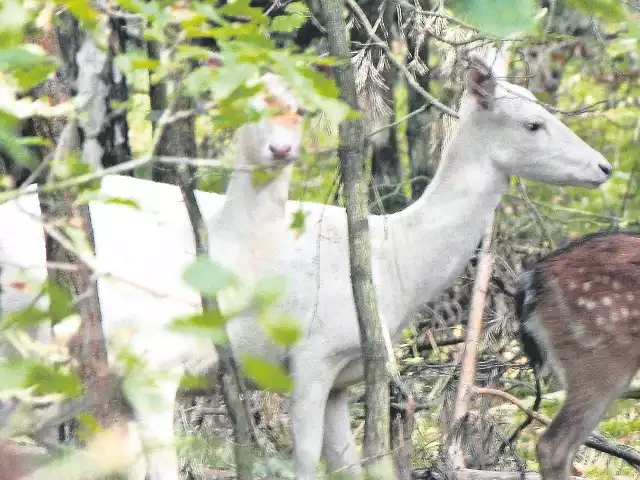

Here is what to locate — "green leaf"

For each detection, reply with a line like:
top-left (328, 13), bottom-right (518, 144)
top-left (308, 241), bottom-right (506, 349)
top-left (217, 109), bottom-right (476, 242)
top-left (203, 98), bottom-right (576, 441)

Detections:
top-left (240, 355), bottom-right (293, 393)
top-left (26, 364), bottom-right (82, 397)
top-left (44, 281), bottom-right (74, 325)
top-left (0, 125), bottom-right (37, 170)
top-left (179, 374), bottom-right (210, 390)
top-left (169, 310), bottom-right (229, 344)
top-left (0, 359), bottom-right (29, 389)
top-left (0, 47), bottom-right (59, 91)
top-left (182, 256), bottom-right (238, 296)
top-left (449, 0), bottom-right (537, 36)
top-left (252, 167), bottom-right (278, 187)
top-left (0, 360), bottom-right (82, 397)
top-left (114, 51), bottom-right (160, 76)
top-left (563, 0), bottom-right (627, 22)
top-left (104, 196), bottom-right (141, 209)
top-left (289, 208), bottom-right (307, 237)
top-left (284, 2), bottom-right (310, 15)
top-left (1, 306), bottom-right (49, 331)
top-left (57, 0), bottom-right (100, 28)
top-left (271, 14), bottom-right (307, 33)
top-left (253, 274), bottom-right (289, 308)
top-left (258, 310), bottom-right (302, 347)
top-left (218, 0), bottom-right (266, 23)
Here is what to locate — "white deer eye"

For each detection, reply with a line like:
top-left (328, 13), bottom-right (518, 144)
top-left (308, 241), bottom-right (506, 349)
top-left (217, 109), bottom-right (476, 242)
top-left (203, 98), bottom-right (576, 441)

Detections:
top-left (525, 121), bottom-right (544, 132)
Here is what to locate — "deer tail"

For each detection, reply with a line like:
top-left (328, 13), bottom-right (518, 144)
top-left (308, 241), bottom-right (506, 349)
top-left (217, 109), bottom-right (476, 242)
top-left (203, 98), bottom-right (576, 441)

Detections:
top-left (497, 270), bottom-right (546, 455)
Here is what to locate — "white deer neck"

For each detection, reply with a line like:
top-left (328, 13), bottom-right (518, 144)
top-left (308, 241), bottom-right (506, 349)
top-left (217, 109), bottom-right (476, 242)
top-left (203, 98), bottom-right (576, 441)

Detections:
top-left (207, 163), bottom-right (293, 281)
top-left (379, 127), bottom-right (509, 339)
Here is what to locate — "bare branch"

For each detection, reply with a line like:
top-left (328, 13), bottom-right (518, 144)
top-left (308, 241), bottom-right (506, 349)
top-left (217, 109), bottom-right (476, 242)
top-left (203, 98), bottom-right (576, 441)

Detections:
top-left (346, 0), bottom-right (459, 118)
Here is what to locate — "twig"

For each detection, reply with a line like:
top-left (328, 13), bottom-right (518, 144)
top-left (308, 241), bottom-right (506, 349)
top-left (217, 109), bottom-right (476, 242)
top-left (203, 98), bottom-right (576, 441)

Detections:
top-left (346, 0), bottom-right (459, 119)
top-left (446, 219), bottom-right (494, 468)
top-left (516, 180), bottom-right (556, 249)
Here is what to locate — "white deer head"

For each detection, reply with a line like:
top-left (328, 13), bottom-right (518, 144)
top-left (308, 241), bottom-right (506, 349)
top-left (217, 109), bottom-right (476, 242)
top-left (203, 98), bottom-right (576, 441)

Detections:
top-left (458, 53), bottom-right (612, 188)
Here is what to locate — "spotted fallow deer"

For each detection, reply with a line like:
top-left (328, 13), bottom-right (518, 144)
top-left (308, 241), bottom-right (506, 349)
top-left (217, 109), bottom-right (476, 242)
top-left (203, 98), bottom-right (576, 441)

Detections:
top-left (516, 231), bottom-right (640, 480)
top-left (0, 52), bottom-right (613, 480)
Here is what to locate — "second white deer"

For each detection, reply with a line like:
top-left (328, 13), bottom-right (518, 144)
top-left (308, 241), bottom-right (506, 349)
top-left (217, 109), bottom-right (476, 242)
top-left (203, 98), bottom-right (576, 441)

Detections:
top-left (0, 64), bottom-right (306, 480)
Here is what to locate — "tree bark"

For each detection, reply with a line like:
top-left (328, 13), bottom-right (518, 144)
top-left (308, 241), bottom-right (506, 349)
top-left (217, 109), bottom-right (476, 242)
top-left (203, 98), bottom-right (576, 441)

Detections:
top-left (22, 17), bottom-right (120, 433)
top-left (318, 0), bottom-right (393, 477)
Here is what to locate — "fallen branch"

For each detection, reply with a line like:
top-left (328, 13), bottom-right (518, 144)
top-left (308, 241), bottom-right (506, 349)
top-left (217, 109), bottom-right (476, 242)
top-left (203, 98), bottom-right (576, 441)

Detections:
top-left (474, 387), bottom-right (640, 468)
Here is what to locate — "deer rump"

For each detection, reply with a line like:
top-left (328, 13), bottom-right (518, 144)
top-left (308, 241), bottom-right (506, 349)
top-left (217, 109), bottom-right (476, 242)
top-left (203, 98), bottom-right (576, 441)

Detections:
top-left (516, 230), bottom-right (640, 380)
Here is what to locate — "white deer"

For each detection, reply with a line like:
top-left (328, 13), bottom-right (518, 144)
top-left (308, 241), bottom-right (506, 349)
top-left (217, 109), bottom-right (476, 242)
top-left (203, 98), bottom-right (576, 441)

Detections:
top-left (1, 53), bottom-right (612, 480)
top-left (0, 67), bottom-right (305, 480)
top-left (516, 231), bottom-right (640, 480)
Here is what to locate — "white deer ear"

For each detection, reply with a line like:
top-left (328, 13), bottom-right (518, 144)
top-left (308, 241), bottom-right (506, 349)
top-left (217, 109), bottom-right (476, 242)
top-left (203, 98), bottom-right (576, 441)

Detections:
top-left (466, 53), bottom-right (497, 110)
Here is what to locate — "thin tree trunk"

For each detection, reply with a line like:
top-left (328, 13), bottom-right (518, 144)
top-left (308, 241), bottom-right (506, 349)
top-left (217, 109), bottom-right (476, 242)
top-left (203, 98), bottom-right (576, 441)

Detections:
top-left (318, 0), bottom-right (393, 477)
top-left (147, 37), bottom-right (176, 183)
top-left (177, 168), bottom-right (256, 480)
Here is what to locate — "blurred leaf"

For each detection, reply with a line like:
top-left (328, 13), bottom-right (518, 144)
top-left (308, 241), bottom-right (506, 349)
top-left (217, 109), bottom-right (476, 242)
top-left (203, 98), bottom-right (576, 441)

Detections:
top-left (44, 281), bottom-right (74, 325)
top-left (104, 196), bottom-right (141, 209)
top-left (252, 167), bottom-right (278, 187)
top-left (258, 309), bottom-right (302, 347)
top-left (285, 2), bottom-right (310, 15)
top-left (0, 125), bottom-right (37, 169)
top-left (1, 305), bottom-right (49, 331)
top-left (170, 310), bottom-right (229, 344)
top-left (26, 364), bottom-right (82, 397)
top-left (211, 62), bottom-right (261, 100)
top-left (449, 0), bottom-right (537, 36)
top-left (218, 0), bottom-right (266, 23)
top-left (0, 360), bottom-right (29, 389)
top-left (0, 360), bottom-right (82, 397)
top-left (0, 0), bottom-right (29, 33)
top-left (114, 51), bottom-right (160, 76)
top-left (240, 354), bottom-right (293, 393)
top-left (253, 274), bottom-right (289, 308)
top-left (271, 14), bottom-right (307, 33)
top-left (57, 0), bottom-right (100, 28)
top-left (563, 0), bottom-right (627, 22)
top-left (115, 0), bottom-right (160, 18)
top-left (0, 47), bottom-right (59, 91)
top-left (289, 208), bottom-right (307, 237)
top-left (183, 256), bottom-right (238, 296)
top-left (180, 374), bottom-right (210, 390)
top-left (76, 412), bottom-right (100, 441)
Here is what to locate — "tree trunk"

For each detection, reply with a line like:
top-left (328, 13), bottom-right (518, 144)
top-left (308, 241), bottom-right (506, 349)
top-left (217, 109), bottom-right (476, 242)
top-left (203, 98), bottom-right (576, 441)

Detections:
top-left (318, 0), bottom-right (393, 477)
top-left (26, 16), bottom-right (122, 433)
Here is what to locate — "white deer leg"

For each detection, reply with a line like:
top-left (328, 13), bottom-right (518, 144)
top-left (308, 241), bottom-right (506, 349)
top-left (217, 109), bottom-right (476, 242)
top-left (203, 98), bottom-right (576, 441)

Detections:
top-left (290, 361), bottom-right (335, 480)
top-left (322, 388), bottom-right (361, 479)
top-left (127, 375), bottom-right (181, 480)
